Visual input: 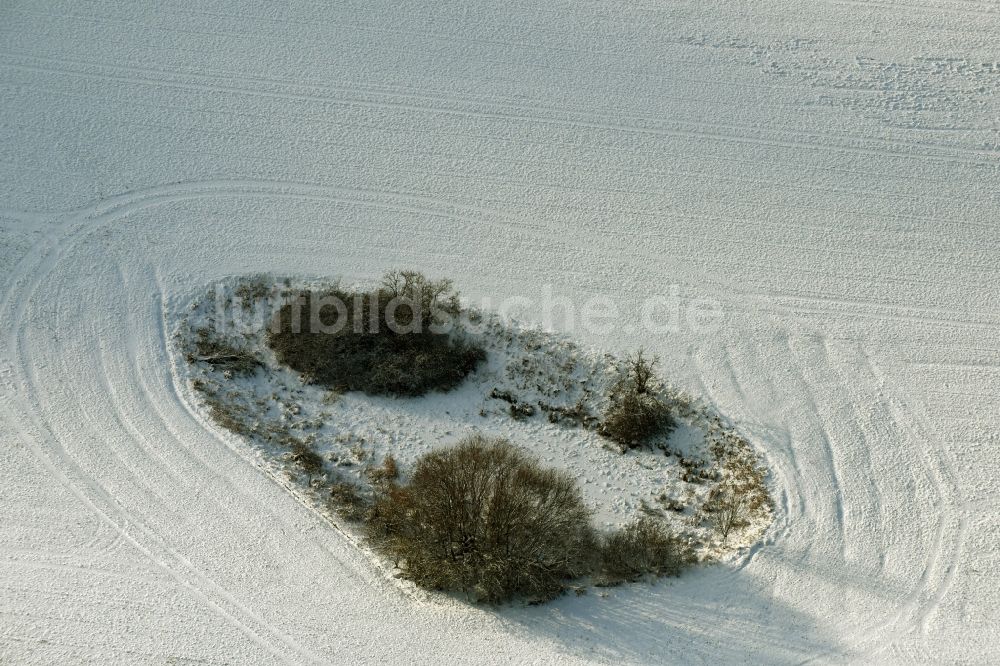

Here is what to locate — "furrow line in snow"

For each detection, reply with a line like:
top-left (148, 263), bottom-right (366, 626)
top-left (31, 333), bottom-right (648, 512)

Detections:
top-left (3, 54), bottom-right (998, 166)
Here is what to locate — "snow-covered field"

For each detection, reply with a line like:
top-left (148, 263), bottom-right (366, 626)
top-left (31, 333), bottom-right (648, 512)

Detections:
top-left (171, 276), bottom-right (773, 564)
top-left (1, 1), bottom-right (998, 663)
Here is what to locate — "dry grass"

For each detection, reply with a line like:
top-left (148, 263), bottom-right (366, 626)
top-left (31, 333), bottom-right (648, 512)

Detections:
top-left (288, 438), bottom-right (325, 483)
top-left (327, 478), bottom-right (369, 522)
top-left (233, 274), bottom-right (273, 302)
top-left (365, 454), bottom-right (399, 485)
top-left (187, 328), bottom-right (262, 376)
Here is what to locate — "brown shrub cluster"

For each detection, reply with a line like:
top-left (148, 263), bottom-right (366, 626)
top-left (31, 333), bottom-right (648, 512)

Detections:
top-left (598, 516), bottom-right (694, 584)
top-left (367, 435), bottom-right (693, 603)
top-left (267, 271), bottom-right (484, 396)
top-left (367, 435), bottom-right (597, 603)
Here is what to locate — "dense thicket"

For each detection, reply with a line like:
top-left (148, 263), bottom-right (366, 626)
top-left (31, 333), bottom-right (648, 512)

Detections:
top-left (367, 435), bottom-right (597, 603)
top-left (268, 271), bottom-right (484, 396)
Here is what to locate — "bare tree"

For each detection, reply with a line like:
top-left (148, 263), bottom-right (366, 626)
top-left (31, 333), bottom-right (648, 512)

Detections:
top-left (380, 270), bottom-right (460, 329)
top-left (627, 349), bottom-right (657, 395)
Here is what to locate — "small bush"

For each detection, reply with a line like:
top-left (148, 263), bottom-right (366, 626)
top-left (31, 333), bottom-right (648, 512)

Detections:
top-left (703, 484), bottom-right (747, 543)
top-left (701, 430), bottom-right (773, 544)
top-left (367, 435), bottom-right (597, 603)
top-left (599, 516), bottom-right (693, 584)
top-left (267, 272), bottom-right (484, 396)
top-left (703, 458), bottom-right (770, 544)
top-left (627, 349), bottom-right (656, 395)
top-left (599, 351), bottom-right (675, 448)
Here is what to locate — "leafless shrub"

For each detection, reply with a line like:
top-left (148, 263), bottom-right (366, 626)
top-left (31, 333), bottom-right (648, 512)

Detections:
top-left (598, 516), bottom-right (694, 584)
top-left (206, 399), bottom-right (252, 437)
top-left (679, 457), bottom-right (716, 484)
top-left (702, 429), bottom-right (773, 543)
top-left (599, 351), bottom-right (675, 449)
top-left (600, 392), bottom-right (671, 449)
top-left (379, 270), bottom-right (461, 329)
top-left (660, 496), bottom-right (687, 513)
top-left (367, 435), bottom-right (597, 603)
top-left (539, 400), bottom-right (599, 428)
top-left (193, 382), bottom-right (254, 437)
top-left (627, 350), bottom-right (657, 395)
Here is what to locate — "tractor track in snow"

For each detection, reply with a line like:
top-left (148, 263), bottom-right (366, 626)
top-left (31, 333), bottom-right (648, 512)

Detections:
top-left (2, 1), bottom-right (997, 661)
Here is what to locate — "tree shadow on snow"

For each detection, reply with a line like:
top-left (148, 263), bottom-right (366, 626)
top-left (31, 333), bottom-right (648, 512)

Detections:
top-left (496, 565), bottom-right (852, 664)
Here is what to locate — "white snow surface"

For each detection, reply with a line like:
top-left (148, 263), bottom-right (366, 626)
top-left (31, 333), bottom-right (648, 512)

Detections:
top-left (1, 1), bottom-right (998, 664)
top-left (172, 278), bottom-right (771, 557)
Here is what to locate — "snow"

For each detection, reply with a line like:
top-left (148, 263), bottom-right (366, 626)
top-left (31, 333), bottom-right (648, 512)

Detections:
top-left (1, 1), bottom-right (998, 663)
top-left (172, 277), bottom-right (768, 551)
